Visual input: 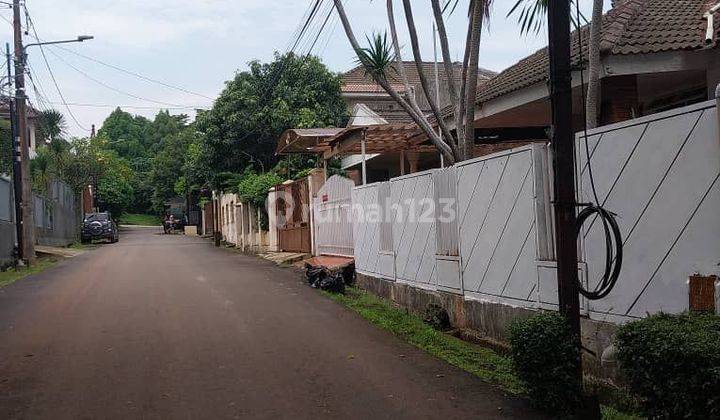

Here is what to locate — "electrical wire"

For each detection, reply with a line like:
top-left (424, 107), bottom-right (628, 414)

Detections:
top-left (45, 47), bottom-right (206, 108)
top-left (23, 4), bottom-right (90, 132)
top-left (48, 44), bottom-right (214, 101)
top-left (42, 101), bottom-right (207, 111)
top-left (574, 0), bottom-right (622, 301)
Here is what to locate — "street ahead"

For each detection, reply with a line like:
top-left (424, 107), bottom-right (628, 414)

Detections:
top-left (0, 227), bottom-right (538, 419)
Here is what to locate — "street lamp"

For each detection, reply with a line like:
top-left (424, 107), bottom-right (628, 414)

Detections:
top-left (24, 35), bottom-right (94, 52)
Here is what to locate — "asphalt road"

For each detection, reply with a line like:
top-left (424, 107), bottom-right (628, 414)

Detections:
top-left (0, 226), bottom-right (539, 419)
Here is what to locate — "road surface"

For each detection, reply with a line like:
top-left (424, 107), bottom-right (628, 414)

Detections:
top-left (0, 226), bottom-right (539, 419)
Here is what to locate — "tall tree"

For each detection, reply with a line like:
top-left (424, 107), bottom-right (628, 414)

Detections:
top-left (97, 107), bottom-right (151, 159)
top-left (196, 52), bottom-right (347, 174)
top-left (333, 0), bottom-right (493, 163)
top-left (508, 0), bottom-right (604, 128)
top-left (36, 109), bottom-right (67, 143)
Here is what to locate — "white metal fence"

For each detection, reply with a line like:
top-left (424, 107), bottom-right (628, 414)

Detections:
top-left (313, 175), bottom-right (355, 257)
top-left (351, 99), bottom-right (719, 324)
top-left (576, 99), bottom-right (720, 323)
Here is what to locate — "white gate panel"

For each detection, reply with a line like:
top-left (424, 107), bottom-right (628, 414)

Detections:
top-left (391, 171), bottom-right (437, 288)
top-left (351, 184), bottom-right (380, 276)
top-left (577, 100), bottom-right (720, 322)
top-left (457, 146), bottom-right (543, 307)
top-left (313, 175), bottom-right (355, 257)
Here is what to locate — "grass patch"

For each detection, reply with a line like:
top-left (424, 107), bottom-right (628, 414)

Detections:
top-left (322, 286), bottom-right (524, 393)
top-left (119, 213), bottom-right (160, 226)
top-left (0, 257), bottom-right (58, 288)
top-left (322, 286), bottom-right (642, 419)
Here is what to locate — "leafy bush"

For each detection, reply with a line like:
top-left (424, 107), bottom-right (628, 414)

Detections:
top-left (509, 312), bottom-right (582, 414)
top-left (615, 313), bottom-right (720, 418)
top-left (237, 171), bottom-right (283, 209)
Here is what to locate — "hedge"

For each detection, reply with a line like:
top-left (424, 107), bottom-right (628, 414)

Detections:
top-left (615, 312), bottom-right (720, 418)
top-left (509, 312), bottom-right (583, 414)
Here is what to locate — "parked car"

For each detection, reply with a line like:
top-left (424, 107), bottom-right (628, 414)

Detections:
top-left (81, 212), bottom-right (119, 243)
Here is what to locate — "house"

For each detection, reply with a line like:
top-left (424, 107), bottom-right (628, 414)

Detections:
top-left (0, 96), bottom-right (42, 158)
top-left (462, 0), bottom-right (720, 137)
top-left (339, 62), bottom-right (496, 182)
top-left (322, 0), bottom-right (720, 182)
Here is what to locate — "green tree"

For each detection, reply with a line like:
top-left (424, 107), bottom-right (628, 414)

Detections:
top-left (36, 109), bottom-right (67, 143)
top-left (148, 128), bottom-right (195, 213)
top-left (97, 107), bottom-right (151, 159)
top-left (196, 52), bottom-right (347, 174)
top-left (59, 137), bottom-right (134, 216)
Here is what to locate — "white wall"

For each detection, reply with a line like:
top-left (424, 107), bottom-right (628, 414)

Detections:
top-left (576, 99), bottom-right (720, 323)
top-left (353, 144), bottom-right (551, 302)
top-left (352, 99), bottom-right (720, 324)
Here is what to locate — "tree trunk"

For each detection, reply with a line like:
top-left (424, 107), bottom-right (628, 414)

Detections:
top-left (461, 1), bottom-right (486, 160)
top-left (586, 0), bottom-right (603, 129)
top-left (332, 0), bottom-right (455, 164)
top-left (401, 0), bottom-right (458, 157)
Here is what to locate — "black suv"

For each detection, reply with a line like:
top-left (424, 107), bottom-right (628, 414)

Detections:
top-left (81, 212), bottom-right (119, 243)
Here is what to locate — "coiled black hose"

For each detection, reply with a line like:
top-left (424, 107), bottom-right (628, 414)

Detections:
top-left (576, 204), bottom-right (622, 300)
top-left (574, 1), bottom-right (623, 301)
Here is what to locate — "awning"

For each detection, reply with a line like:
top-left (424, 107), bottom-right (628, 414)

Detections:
top-left (276, 128), bottom-right (346, 155)
top-left (318, 124), bottom-right (434, 160)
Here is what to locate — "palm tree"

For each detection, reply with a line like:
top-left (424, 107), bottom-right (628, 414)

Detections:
top-left (37, 109), bottom-right (67, 143)
top-left (333, 0), bottom-right (493, 163)
top-left (508, 0), bottom-right (604, 128)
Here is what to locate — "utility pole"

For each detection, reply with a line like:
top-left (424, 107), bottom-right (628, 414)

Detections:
top-left (12, 0), bottom-right (35, 264)
top-left (6, 42), bottom-right (23, 261)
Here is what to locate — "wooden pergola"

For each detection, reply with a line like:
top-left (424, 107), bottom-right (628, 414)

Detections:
top-left (277, 124), bottom-right (437, 184)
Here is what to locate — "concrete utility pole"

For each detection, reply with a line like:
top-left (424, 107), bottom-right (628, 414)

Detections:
top-left (6, 42), bottom-right (23, 259)
top-left (13, 0), bottom-right (35, 264)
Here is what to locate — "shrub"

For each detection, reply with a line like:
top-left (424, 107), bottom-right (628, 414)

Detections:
top-left (615, 312), bottom-right (720, 418)
top-left (509, 312), bottom-right (582, 414)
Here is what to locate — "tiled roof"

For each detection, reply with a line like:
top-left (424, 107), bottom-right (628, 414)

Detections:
top-left (475, 0), bottom-right (719, 104)
top-left (341, 61), bottom-right (496, 94)
top-left (342, 83), bottom-right (406, 93)
top-left (0, 96), bottom-right (40, 118)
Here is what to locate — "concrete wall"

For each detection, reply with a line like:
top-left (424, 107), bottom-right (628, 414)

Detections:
top-left (217, 191), bottom-right (269, 253)
top-left (350, 101), bottom-right (719, 374)
top-left (0, 176), bottom-right (15, 266)
top-left (34, 180), bottom-right (79, 247)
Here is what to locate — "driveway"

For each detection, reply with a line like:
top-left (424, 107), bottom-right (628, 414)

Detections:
top-left (0, 226), bottom-right (539, 419)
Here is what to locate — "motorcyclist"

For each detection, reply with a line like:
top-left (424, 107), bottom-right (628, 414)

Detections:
top-left (164, 213), bottom-right (173, 234)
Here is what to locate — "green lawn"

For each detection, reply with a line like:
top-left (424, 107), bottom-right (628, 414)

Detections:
top-left (0, 257), bottom-right (58, 288)
top-left (322, 286), bottom-right (643, 419)
top-left (119, 213), bottom-right (160, 226)
top-left (323, 287), bottom-right (524, 393)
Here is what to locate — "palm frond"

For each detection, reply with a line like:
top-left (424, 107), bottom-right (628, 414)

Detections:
top-left (355, 32), bottom-right (397, 82)
top-left (507, 0), bottom-right (587, 35)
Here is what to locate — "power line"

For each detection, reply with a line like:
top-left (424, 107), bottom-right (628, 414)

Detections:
top-left (45, 47), bottom-right (207, 108)
top-left (43, 101), bottom-right (208, 111)
top-left (303, 1), bottom-right (336, 56)
top-left (23, 4), bottom-right (90, 131)
top-left (49, 43), bottom-right (215, 101)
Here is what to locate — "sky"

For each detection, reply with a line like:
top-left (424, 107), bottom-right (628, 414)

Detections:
top-left (0, 0), bottom-right (598, 137)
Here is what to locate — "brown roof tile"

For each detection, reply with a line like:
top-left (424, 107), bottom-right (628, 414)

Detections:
top-left (474, 0), bottom-right (719, 105)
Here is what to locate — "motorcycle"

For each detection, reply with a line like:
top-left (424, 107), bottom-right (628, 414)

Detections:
top-left (164, 219), bottom-right (178, 234)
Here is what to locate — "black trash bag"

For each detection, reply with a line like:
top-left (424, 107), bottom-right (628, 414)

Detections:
top-left (319, 271), bottom-right (345, 294)
top-left (305, 263), bottom-right (326, 286)
top-left (340, 262), bottom-right (356, 285)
